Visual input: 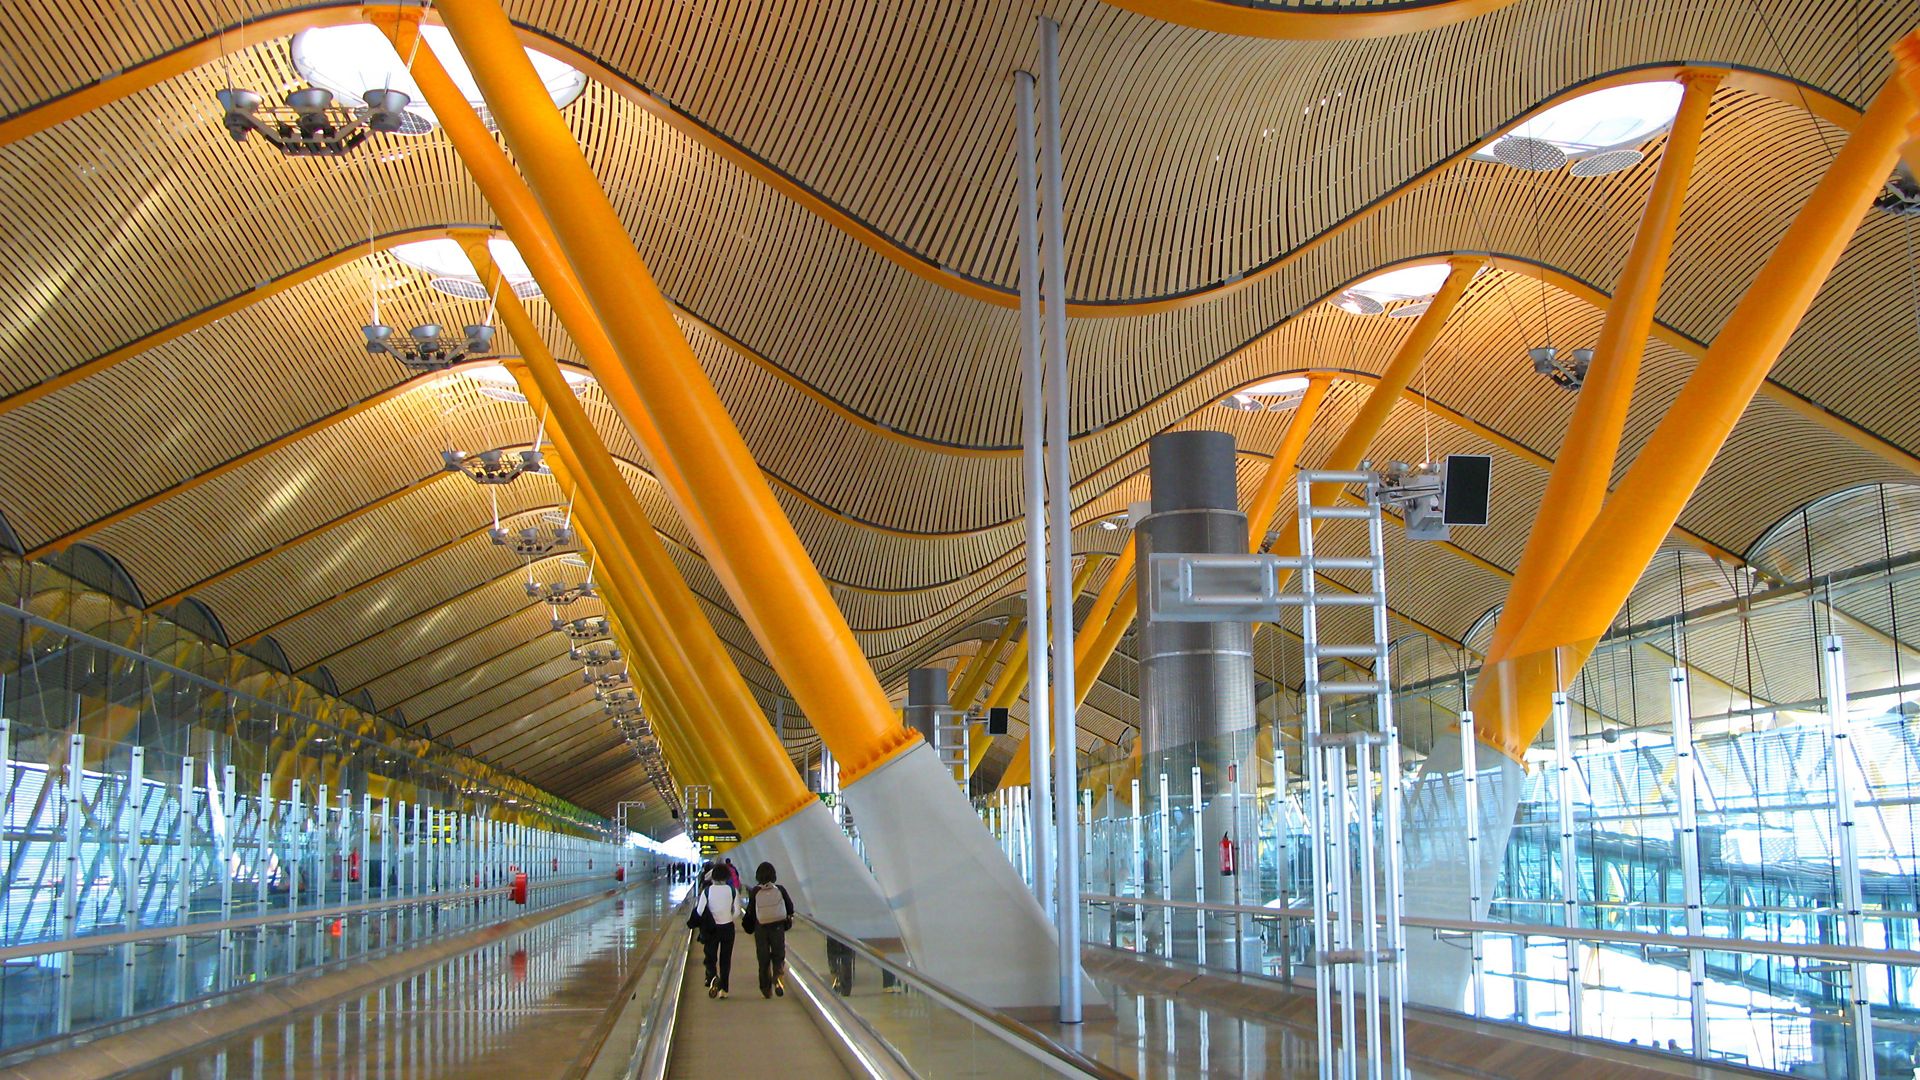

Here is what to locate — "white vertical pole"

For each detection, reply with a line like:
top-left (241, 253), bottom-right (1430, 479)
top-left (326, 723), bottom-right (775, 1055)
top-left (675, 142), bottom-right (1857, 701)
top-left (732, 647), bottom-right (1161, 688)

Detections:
top-left (1229, 763), bottom-right (1244, 975)
top-left (256, 772), bottom-right (271, 974)
top-left (1550, 692), bottom-right (1583, 1036)
top-left (1038, 15), bottom-right (1080, 1023)
top-left (1157, 772), bottom-right (1172, 959)
top-left (1014, 66), bottom-right (1053, 921)
top-left (58, 733), bottom-right (81, 1033)
top-left (1275, 718), bottom-right (1292, 983)
top-left (121, 746), bottom-right (143, 1017)
top-left (315, 783), bottom-right (329, 957)
top-left (1129, 777), bottom-right (1143, 955)
top-left (0, 715), bottom-right (11, 943)
top-left (1667, 670), bottom-right (1709, 1057)
top-left (1190, 765), bottom-right (1207, 968)
top-left (219, 762), bottom-right (235, 987)
top-left (288, 776), bottom-right (303, 972)
top-left (1823, 635), bottom-right (1876, 1077)
top-left (1459, 712), bottom-right (1486, 1018)
top-left (176, 755), bottom-right (195, 1004)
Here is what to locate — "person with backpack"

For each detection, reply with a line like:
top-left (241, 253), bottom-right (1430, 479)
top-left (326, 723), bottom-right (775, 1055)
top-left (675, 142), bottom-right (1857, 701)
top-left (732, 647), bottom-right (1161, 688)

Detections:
top-left (740, 861), bottom-right (795, 998)
top-left (692, 863), bottom-right (737, 998)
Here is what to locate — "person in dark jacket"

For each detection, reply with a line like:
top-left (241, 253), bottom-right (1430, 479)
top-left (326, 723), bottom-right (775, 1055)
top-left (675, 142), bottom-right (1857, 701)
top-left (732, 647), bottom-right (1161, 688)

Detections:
top-left (745, 861), bottom-right (795, 998)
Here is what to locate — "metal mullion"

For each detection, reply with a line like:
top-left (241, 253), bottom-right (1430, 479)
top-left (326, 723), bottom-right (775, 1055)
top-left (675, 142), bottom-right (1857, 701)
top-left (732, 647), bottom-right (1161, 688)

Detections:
top-left (1551, 692), bottom-right (1583, 1036)
top-left (172, 754), bottom-right (194, 1005)
top-left (256, 773), bottom-right (271, 978)
top-left (218, 762), bottom-right (235, 988)
top-left (287, 778), bottom-right (302, 974)
top-left (119, 745), bottom-right (143, 1019)
top-left (56, 733), bottom-right (81, 1034)
top-left (1668, 669), bottom-right (1710, 1059)
top-left (314, 783), bottom-right (329, 958)
top-left (1823, 635), bottom-right (1876, 1076)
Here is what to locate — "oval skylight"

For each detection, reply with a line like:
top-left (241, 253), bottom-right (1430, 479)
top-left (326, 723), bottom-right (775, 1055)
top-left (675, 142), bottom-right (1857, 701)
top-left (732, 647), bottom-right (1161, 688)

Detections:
top-left (291, 24), bottom-right (587, 133)
top-left (1219, 375), bottom-right (1311, 412)
top-left (464, 363), bottom-right (596, 404)
top-left (387, 237), bottom-right (541, 298)
top-left (1476, 82), bottom-right (1684, 164)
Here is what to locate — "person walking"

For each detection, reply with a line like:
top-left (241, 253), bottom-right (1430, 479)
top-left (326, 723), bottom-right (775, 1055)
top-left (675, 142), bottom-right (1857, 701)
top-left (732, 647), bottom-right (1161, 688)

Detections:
top-left (744, 862), bottom-right (795, 998)
top-left (724, 858), bottom-right (742, 891)
top-left (696, 863), bottom-right (737, 998)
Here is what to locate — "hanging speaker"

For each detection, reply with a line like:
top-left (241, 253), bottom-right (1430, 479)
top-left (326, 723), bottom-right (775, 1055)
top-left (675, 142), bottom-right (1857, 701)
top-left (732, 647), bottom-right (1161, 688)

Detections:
top-left (1442, 455), bottom-right (1492, 526)
top-left (988, 707), bottom-right (1010, 736)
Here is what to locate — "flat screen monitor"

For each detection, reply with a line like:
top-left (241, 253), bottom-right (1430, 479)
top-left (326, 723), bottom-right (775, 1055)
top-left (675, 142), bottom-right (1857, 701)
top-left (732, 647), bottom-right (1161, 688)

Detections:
top-left (988, 707), bottom-right (1010, 735)
top-left (1443, 454), bottom-right (1491, 526)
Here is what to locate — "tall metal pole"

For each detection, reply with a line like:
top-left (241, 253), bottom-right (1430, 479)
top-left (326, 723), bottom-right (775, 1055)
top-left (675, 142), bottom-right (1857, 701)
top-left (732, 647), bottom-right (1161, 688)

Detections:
top-left (1015, 68), bottom-right (1053, 918)
top-left (1039, 14), bottom-right (1082, 1024)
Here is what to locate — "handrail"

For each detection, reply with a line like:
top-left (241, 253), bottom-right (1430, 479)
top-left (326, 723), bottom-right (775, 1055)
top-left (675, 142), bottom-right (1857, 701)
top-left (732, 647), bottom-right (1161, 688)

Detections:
top-left (783, 946), bottom-right (916, 1080)
top-left (631, 903), bottom-right (692, 1080)
top-left (797, 914), bottom-right (1130, 1080)
top-left (0, 870), bottom-right (614, 962)
top-left (1081, 891), bottom-right (1920, 968)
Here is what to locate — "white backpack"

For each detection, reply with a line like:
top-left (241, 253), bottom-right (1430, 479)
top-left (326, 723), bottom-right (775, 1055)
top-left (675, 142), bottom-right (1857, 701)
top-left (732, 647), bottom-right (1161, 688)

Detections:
top-left (752, 883), bottom-right (791, 927)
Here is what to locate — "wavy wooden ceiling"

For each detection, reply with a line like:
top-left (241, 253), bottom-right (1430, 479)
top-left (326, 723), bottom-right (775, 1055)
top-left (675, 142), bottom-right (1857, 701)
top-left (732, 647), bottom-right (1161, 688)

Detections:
top-left (0, 0), bottom-right (1916, 814)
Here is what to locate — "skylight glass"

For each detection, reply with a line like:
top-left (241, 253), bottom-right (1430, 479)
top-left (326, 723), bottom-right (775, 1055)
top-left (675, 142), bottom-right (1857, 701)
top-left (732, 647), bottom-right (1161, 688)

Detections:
top-left (1476, 82), bottom-right (1684, 162)
top-left (291, 24), bottom-right (587, 132)
top-left (1350, 264), bottom-right (1451, 303)
top-left (387, 237), bottom-right (540, 296)
top-left (464, 363), bottom-right (595, 404)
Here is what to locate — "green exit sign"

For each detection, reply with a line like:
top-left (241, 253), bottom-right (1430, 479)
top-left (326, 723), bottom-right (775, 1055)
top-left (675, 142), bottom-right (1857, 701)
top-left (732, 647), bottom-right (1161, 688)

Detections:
top-left (817, 792), bottom-right (836, 808)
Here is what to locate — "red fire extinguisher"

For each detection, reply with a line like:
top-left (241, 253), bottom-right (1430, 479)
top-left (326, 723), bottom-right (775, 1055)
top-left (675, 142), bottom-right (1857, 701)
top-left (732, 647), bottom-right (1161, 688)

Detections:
top-left (551, 857), bottom-right (559, 873)
top-left (347, 850), bottom-right (361, 883)
top-left (1219, 832), bottom-right (1236, 877)
top-left (615, 865), bottom-right (625, 882)
top-left (510, 867), bottom-right (529, 906)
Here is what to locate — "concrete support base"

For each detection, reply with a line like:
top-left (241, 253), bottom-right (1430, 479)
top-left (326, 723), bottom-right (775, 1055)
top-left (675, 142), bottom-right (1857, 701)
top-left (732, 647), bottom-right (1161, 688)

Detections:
top-left (737, 801), bottom-right (900, 941)
top-left (843, 742), bottom-right (1065, 1008)
top-left (1401, 735), bottom-right (1526, 1012)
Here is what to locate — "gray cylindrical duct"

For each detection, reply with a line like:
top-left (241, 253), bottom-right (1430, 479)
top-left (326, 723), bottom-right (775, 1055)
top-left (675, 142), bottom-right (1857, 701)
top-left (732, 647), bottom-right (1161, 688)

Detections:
top-left (1135, 431), bottom-right (1256, 775)
top-left (904, 667), bottom-right (948, 746)
top-left (1135, 431), bottom-right (1260, 966)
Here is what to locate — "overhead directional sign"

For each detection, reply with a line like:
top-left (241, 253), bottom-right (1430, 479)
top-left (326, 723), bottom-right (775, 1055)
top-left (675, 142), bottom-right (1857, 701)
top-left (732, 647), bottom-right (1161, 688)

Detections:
top-left (691, 807), bottom-right (730, 820)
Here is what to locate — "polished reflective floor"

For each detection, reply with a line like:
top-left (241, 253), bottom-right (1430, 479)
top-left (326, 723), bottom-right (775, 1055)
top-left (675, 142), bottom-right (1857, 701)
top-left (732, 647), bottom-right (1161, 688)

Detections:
top-left (136, 879), bottom-right (684, 1080)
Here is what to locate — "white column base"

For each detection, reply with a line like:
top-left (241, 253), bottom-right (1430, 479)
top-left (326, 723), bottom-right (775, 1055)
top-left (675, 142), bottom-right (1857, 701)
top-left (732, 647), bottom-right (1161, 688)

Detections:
top-left (844, 742), bottom-right (1068, 1009)
top-left (745, 801), bottom-right (900, 940)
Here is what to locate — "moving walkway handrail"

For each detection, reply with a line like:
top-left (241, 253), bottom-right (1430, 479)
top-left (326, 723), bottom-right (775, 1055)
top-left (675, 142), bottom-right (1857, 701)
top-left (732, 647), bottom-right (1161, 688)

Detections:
top-left (1081, 891), bottom-right (1920, 968)
top-left (797, 914), bottom-right (1130, 1080)
top-left (566, 892), bottom-right (686, 1079)
top-left (0, 870), bottom-right (613, 962)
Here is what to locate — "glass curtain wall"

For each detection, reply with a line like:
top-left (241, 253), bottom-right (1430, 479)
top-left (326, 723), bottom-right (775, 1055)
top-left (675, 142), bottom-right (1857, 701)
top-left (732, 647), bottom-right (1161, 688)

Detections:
top-left (1049, 482), bottom-right (1920, 1077)
top-left (0, 554), bottom-right (625, 1053)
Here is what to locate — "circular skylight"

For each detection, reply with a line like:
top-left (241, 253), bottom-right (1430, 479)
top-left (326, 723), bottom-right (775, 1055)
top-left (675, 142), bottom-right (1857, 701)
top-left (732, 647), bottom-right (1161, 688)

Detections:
top-left (464, 363), bottom-right (595, 404)
top-left (1331, 263), bottom-right (1471, 316)
top-left (1219, 375), bottom-right (1311, 412)
top-left (291, 24), bottom-right (587, 133)
top-left (388, 237), bottom-right (541, 298)
top-left (1476, 82), bottom-right (1684, 165)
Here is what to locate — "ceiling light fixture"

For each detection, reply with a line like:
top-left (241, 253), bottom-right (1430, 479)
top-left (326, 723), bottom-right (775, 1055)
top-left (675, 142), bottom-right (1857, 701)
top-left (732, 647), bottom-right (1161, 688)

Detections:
top-left (1529, 345), bottom-right (1594, 391)
top-left (526, 579), bottom-right (596, 606)
top-left (443, 446), bottom-right (544, 484)
top-left (552, 615), bottom-right (610, 639)
top-left (215, 85), bottom-right (414, 156)
top-left (363, 321), bottom-right (495, 372)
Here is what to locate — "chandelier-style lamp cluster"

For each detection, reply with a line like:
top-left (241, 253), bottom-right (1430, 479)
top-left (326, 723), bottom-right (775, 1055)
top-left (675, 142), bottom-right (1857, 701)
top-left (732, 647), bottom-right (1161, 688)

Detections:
top-left (216, 86), bottom-right (418, 156)
top-left (586, 666), bottom-right (632, 692)
top-left (571, 642), bottom-right (623, 669)
top-left (526, 579), bottom-right (595, 606)
top-left (443, 446), bottom-right (544, 484)
top-left (553, 615), bottom-right (609, 639)
top-left (364, 322), bottom-right (496, 372)
top-left (596, 685), bottom-right (639, 709)
top-left (1529, 345), bottom-right (1594, 391)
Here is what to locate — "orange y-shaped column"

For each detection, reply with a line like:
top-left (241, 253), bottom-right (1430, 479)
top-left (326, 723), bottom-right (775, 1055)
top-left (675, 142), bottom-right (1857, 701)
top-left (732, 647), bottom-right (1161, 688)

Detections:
top-left (1477, 73), bottom-right (1720, 683)
top-left (1476, 65), bottom-right (1917, 760)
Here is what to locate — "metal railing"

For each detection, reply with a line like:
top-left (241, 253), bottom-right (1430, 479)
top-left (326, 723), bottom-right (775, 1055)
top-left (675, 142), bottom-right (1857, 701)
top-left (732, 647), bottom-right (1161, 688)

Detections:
top-left (796, 914), bottom-right (1131, 1080)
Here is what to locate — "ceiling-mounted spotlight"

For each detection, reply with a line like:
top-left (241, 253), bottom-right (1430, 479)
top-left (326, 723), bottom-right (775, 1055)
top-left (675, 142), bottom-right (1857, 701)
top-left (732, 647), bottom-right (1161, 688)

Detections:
top-left (587, 669), bottom-right (632, 692)
top-left (1529, 345), bottom-right (1593, 391)
top-left (215, 84), bottom-right (409, 156)
top-left (597, 686), bottom-right (640, 707)
top-left (490, 523), bottom-right (574, 558)
top-left (526, 580), bottom-right (596, 606)
top-left (443, 447), bottom-right (543, 484)
top-left (571, 643), bottom-right (623, 667)
top-left (553, 615), bottom-right (610, 639)
top-left (363, 322), bottom-right (495, 372)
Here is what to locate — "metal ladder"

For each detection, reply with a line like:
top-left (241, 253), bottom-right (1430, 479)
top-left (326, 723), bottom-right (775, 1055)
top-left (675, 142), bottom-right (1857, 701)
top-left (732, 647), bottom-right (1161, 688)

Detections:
top-left (932, 707), bottom-right (972, 786)
top-left (1294, 469), bottom-right (1407, 1080)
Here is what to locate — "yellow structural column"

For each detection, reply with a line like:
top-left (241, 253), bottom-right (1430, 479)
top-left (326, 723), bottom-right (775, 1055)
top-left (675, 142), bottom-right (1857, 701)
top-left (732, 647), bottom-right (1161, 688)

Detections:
top-left (1243, 375), bottom-right (1333, 552)
top-left (468, 238), bottom-right (814, 836)
top-left (951, 617), bottom-right (1019, 715)
top-left (1474, 64), bottom-right (1918, 760)
top-left (1269, 257), bottom-right (1484, 578)
top-left (969, 557), bottom-right (1102, 777)
top-left (431, 0), bottom-right (918, 787)
top-left (1479, 73), bottom-right (1719, 675)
